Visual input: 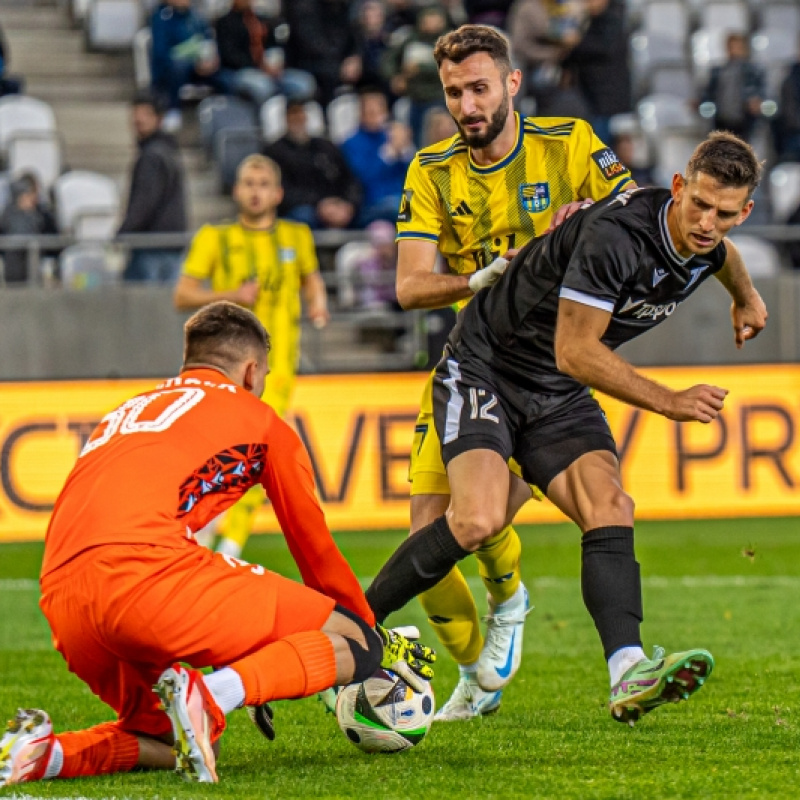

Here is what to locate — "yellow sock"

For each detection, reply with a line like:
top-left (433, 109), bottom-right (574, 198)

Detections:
top-left (419, 567), bottom-right (483, 666)
top-left (475, 525), bottom-right (522, 605)
top-left (219, 485), bottom-right (265, 552)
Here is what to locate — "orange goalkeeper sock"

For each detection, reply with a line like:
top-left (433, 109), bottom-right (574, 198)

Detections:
top-left (231, 631), bottom-right (336, 705)
top-left (57, 722), bottom-right (139, 778)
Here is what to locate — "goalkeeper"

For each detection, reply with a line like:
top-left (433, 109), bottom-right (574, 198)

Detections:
top-left (0, 302), bottom-right (433, 789)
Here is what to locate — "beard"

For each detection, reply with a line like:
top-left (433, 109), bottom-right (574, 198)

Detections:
top-left (455, 88), bottom-right (510, 149)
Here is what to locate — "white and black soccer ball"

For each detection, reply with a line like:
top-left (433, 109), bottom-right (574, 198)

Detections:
top-left (335, 668), bottom-right (435, 753)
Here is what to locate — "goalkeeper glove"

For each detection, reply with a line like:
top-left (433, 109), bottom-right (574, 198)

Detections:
top-left (468, 256), bottom-right (508, 293)
top-left (376, 623), bottom-right (436, 693)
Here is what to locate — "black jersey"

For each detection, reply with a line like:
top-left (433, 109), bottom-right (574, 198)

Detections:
top-left (447, 187), bottom-right (728, 394)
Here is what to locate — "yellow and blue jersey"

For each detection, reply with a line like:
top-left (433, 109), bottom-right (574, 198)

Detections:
top-left (396, 114), bottom-right (634, 300)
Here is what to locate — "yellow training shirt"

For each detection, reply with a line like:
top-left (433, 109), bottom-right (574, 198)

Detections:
top-left (181, 219), bottom-right (318, 414)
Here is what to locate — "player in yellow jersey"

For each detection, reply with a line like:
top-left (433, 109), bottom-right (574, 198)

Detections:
top-left (173, 154), bottom-right (329, 557)
top-left (393, 25), bottom-right (636, 721)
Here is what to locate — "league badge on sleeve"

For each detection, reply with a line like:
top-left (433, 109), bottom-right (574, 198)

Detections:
top-left (520, 182), bottom-right (550, 214)
top-left (397, 189), bottom-right (414, 223)
top-left (592, 147), bottom-right (630, 181)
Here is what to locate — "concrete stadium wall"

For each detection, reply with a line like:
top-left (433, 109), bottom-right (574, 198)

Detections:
top-left (0, 274), bottom-right (798, 381)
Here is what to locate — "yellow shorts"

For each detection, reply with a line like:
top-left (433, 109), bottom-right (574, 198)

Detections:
top-left (408, 373), bottom-right (540, 498)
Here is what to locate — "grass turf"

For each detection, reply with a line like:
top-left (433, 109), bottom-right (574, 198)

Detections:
top-left (1, 517), bottom-right (799, 799)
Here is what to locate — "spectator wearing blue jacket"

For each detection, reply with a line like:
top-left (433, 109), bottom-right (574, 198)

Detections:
top-left (150, 0), bottom-right (231, 132)
top-left (340, 88), bottom-right (414, 227)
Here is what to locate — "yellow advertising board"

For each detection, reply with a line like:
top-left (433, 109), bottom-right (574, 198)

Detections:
top-left (0, 366), bottom-right (799, 542)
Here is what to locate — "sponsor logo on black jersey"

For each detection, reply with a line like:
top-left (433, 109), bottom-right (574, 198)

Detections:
top-left (620, 296), bottom-right (681, 320)
top-left (591, 147), bottom-right (630, 181)
top-left (652, 267), bottom-right (668, 287)
top-left (520, 182), bottom-right (550, 213)
top-left (397, 189), bottom-right (414, 223)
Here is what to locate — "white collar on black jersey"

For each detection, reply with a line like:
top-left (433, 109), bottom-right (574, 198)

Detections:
top-left (659, 200), bottom-right (693, 268)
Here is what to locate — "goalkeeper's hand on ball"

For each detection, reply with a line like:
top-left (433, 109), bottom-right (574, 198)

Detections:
top-left (376, 623), bottom-right (436, 693)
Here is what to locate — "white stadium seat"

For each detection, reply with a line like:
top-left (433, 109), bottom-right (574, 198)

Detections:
top-left (769, 163), bottom-right (800, 223)
top-left (133, 28), bottom-right (152, 91)
top-left (637, 93), bottom-right (700, 135)
top-left (653, 131), bottom-right (702, 187)
top-left (0, 96), bottom-right (56, 158)
top-left (7, 132), bottom-right (62, 190)
top-left (698, 2), bottom-right (751, 33)
top-left (327, 93), bottom-right (360, 145)
top-left (86, 0), bottom-right (143, 50)
top-left (642, 1), bottom-right (690, 41)
top-left (758, 2), bottom-right (800, 32)
top-left (260, 96), bottom-right (325, 143)
top-left (53, 171), bottom-right (120, 239)
top-left (727, 235), bottom-right (783, 277)
top-left (751, 27), bottom-right (797, 69)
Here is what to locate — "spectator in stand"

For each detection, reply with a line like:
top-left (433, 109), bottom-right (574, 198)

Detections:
top-left (356, 219), bottom-right (400, 309)
top-left (216, 0), bottom-right (316, 108)
top-left (150, 0), bottom-right (231, 133)
top-left (507, 0), bottom-right (586, 117)
top-left (264, 99), bottom-right (361, 229)
top-left (283, 0), bottom-right (359, 107)
top-left (700, 32), bottom-right (765, 144)
top-left (384, 0), bottom-right (419, 38)
top-left (383, 4), bottom-right (452, 147)
top-left (562, 0), bottom-right (631, 145)
top-left (119, 94), bottom-right (187, 283)
top-left (464, 0), bottom-right (513, 27)
top-left (0, 23), bottom-right (23, 97)
top-left (340, 88), bottom-right (414, 226)
top-left (612, 132), bottom-right (655, 187)
top-left (0, 173), bottom-right (57, 285)
top-left (774, 41), bottom-right (800, 162)
top-left (422, 106), bottom-right (458, 146)
top-left (351, 0), bottom-right (394, 98)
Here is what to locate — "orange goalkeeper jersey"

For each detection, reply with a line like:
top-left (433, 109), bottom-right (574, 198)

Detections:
top-left (41, 367), bottom-right (374, 625)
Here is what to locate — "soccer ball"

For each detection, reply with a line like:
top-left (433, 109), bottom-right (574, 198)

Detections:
top-left (335, 668), bottom-right (435, 753)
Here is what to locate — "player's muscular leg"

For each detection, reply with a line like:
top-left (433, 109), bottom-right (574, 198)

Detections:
top-left (410, 493), bottom-right (450, 534)
top-left (545, 450), bottom-right (634, 533)
top-left (321, 607), bottom-right (382, 685)
top-left (445, 449), bottom-right (511, 550)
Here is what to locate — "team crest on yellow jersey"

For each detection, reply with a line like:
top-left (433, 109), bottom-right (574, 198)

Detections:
top-left (520, 182), bottom-right (550, 213)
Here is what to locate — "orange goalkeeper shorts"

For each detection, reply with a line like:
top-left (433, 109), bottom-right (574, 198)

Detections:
top-left (39, 541), bottom-right (336, 737)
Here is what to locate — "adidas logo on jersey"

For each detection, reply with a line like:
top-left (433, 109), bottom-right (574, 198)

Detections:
top-left (451, 200), bottom-right (473, 217)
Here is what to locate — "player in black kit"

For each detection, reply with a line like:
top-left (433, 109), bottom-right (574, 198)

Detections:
top-left (365, 131), bottom-right (768, 724)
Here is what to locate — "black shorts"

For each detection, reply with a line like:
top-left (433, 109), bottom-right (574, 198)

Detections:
top-left (432, 354), bottom-right (617, 493)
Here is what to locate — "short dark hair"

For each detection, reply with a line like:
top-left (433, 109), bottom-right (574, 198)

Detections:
top-left (433, 24), bottom-right (512, 76)
top-left (685, 131), bottom-right (763, 197)
top-left (132, 91), bottom-right (165, 117)
top-left (183, 301), bottom-right (270, 373)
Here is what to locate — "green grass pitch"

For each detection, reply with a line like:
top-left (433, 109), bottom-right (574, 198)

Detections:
top-left (1, 518), bottom-right (799, 799)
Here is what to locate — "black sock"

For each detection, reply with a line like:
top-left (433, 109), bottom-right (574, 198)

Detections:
top-left (581, 525), bottom-right (643, 660)
top-left (366, 515), bottom-right (470, 624)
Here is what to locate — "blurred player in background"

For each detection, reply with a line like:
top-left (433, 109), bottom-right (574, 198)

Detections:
top-left (174, 154), bottom-right (329, 558)
top-left (394, 24), bottom-right (636, 720)
top-left (367, 131), bottom-right (767, 725)
top-left (0, 302), bottom-right (433, 788)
